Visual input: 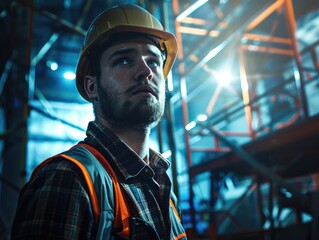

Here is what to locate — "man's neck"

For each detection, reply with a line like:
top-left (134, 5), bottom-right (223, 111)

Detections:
top-left (96, 118), bottom-right (151, 163)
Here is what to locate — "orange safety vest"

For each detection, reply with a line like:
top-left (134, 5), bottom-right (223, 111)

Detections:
top-left (32, 143), bottom-right (186, 239)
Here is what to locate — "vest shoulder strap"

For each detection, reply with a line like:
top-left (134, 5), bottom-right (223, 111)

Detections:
top-left (75, 143), bottom-right (130, 238)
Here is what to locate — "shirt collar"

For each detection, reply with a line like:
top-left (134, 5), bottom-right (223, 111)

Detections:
top-left (84, 121), bottom-right (170, 181)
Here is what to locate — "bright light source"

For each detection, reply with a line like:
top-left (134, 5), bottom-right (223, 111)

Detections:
top-left (50, 62), bottom-right (58, 71)
top-left (197, 114), bottom-right (207, 121)
top-left (46, 61), bottom-right (58, 71)
top-left (63, 71), bottom-right (76, 80)
top-left (185, 121), bottom-right (196, 131)
top-left (216, 71), bottom-right (232, 86)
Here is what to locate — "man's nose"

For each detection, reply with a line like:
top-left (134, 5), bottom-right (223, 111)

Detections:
top-left (134, 58), bottom-right (153, 82)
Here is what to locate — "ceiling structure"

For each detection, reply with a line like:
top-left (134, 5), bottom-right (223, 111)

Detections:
top-left (1, 0), bottom-right (318, 103)
top-left (1, 0), bottom-right (319, 239)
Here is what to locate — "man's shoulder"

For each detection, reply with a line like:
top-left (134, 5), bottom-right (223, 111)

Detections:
top-left (32, 155), bottom-right (86, 185)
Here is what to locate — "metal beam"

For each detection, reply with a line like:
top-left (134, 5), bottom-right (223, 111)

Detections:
top-left (14, 0), bottom-right (85, 36)
top-left (197, 122), bottom-right (312, 213)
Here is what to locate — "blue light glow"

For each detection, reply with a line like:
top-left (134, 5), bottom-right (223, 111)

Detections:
top-left (63, 71), bottom-right (76, 80)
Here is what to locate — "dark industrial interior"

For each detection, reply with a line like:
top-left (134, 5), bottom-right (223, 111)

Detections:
top-left (1, 0), bottom-right (319, 239)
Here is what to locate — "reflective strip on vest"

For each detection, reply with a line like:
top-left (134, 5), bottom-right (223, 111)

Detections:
top-left (75, 143), bottom-right (130, 238)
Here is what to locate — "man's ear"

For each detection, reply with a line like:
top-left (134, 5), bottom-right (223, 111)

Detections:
top-left (84, 75), bottom-right (98, 100)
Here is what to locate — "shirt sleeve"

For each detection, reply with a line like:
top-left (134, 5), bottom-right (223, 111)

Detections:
top-left (11, 158), bottom-right (95, 240)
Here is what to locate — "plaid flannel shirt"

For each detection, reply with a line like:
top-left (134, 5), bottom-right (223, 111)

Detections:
top-left (12, 121), bottom-right (185, 239)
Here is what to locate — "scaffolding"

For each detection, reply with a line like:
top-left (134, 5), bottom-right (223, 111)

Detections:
top-left (172, 0), bottom-right (319, 239)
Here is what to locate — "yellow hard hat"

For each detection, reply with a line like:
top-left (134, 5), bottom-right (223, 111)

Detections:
top-left (76, 4), bottom-right (178, 101)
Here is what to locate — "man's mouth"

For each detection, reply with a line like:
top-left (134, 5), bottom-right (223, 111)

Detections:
top-left (132, 85), bottom-right (158, 97)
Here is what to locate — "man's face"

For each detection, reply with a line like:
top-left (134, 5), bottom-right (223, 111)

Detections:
top-left (95, 39), bottom-right (166, 129)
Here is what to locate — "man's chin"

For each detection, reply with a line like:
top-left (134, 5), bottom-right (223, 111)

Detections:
top-left (126, 108), bottom-right (163, 128)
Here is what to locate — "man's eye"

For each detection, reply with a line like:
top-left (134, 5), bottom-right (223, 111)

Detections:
top-left (148, 59), bottom-right (161, 68)
top-left (115, 58), bottom-right (131, 65)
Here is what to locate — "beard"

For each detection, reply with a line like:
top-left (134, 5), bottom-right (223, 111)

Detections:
top-left (97, 83), bottom-right (165, 130)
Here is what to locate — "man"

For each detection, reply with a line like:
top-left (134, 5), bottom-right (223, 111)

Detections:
top-left (12, 4), bottom-right (187, 240)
